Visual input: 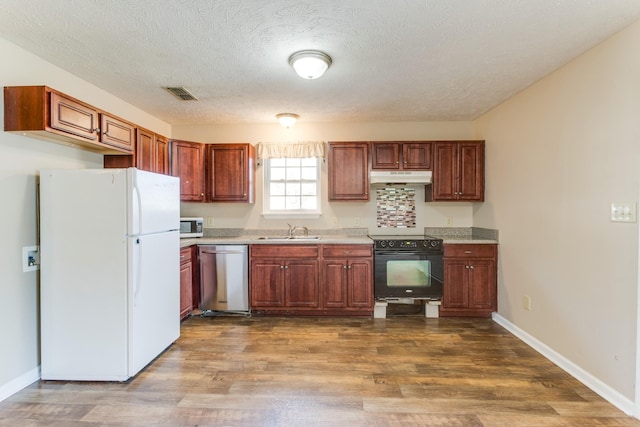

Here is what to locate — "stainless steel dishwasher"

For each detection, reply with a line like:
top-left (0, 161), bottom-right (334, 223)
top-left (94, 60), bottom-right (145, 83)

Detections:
top-left (198, 245), bottom-right (249, 313)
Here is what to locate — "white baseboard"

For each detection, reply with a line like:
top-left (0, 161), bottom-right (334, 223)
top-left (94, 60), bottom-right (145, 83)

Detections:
top-left (492, 313), bottom-right (636, 417)
top-left (0, 366), bottom-right (40, 403)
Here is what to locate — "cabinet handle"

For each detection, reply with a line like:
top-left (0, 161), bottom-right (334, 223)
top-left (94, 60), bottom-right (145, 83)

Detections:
top-left (464, 251), bottom-right (472, 254)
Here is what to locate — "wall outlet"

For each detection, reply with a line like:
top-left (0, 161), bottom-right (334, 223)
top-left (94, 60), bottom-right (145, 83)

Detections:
top-left (354, 217), bottom-right (361, 226)
top-left (331, 217), bottom-right (338, 228)
top-left (523, 295), bottom-right (531, 311)
top-left (611, 202), bottom-right (637, 222)
top-left (23, 245), bottom-right (39, 272)
top-left (446, 217), bottom-right (453, 227)
top-left (205, 217), bottom-right (215, 228)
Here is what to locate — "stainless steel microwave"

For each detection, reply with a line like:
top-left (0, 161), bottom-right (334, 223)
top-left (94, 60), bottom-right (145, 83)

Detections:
top-left (180, 217), bottom-right (203, 238)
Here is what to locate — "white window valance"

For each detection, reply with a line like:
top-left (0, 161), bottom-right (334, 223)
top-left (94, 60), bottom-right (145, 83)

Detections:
top-left (257, 141), bottom-right (326, 159)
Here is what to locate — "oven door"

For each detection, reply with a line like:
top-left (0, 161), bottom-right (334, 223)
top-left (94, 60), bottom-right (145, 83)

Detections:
top-left (374, 251), bottom-right (443, 299)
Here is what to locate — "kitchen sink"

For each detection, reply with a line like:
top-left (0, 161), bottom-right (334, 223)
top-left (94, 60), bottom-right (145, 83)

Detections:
top-left (256, 236), bottom-right (321, 241)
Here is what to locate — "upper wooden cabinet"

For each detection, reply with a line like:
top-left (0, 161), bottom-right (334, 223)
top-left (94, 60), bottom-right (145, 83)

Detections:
top-left (328, 142), bottom-right (369, 201)
top-left (170, 140), bottom-right (205, 202)
top-left (4, 86), bottom-right (133, 154)
top-left (170, 140), bottom-right (255, 203)
top-left (371, 142), bottom-right (432, 170)
top-left (205, 144), bottom-right (255, 203)
top-left (104, 128), bottom-right (169, 174)
top-left (427, 141), bottom-right (484, 202)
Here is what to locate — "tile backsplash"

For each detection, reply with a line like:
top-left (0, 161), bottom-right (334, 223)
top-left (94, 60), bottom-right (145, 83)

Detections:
top-left (376, 185), bottom-right (416, 228)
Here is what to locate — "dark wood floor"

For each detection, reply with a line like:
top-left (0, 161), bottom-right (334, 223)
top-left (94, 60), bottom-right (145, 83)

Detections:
top-left (1, 313), bottom-right (639, 426)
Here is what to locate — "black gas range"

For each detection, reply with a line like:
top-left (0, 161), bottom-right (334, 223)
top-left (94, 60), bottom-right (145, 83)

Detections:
top-left (369, 234), bottom-right (444, 300)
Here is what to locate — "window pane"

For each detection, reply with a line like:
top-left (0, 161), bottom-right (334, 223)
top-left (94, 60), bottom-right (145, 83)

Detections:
top-left (301, 183), bottom-right (316, 196)
top-left (300, 196), bottom-right (317, 209)
top-left (286, 182), bottom-right (301, 195)
top-left (271, 167), bottom-right (286, 181)
top-left (285, 196), bottom-right (300, 209)
top-left (301, 167), bottom-right (316, 180)
top-left (270, 196), bottom-right (285, 210)
top-left (286, 167), bottom-right (301, 180)
top-left (271, 158), bottom-right (286, 167)
top-left (270, 182), bottom-right (285, 196)
top-left (301, 157), bottom-right (316, 166)
top-left (286, 158), bottom-right (301, 167)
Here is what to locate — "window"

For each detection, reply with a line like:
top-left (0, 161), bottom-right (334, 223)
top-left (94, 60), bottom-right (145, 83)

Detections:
top-left (263, 157), bottom-right (321, 217)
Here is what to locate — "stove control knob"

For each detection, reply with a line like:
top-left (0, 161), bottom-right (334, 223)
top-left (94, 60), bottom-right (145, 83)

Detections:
top-left (388, 241), bottom-right (395, 247)
top-left (379, 241), bottom-right (387, 248)
top-left (430, 241), bottom-right (440, 247)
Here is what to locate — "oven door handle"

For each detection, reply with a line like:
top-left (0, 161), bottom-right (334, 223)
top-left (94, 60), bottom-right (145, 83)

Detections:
top-left (375, 251), bottom-right (442, 256)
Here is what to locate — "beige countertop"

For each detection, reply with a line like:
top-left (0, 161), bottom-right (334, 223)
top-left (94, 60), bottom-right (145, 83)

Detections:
top-left (180, 235), bottom-right (373, 247)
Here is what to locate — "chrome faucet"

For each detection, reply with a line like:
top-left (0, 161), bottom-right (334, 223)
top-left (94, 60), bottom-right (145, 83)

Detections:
top-left (287, 224), bottom-right (308, 237)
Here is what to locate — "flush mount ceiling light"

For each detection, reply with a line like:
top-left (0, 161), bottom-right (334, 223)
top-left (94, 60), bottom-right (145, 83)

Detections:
top-left (288, 50), bottom-right (332, 80)
top-left (276, 113), bottom-right (299, 128)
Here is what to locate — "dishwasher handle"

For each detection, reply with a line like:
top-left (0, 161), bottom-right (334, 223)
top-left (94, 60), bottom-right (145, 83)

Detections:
top-left (199, 249), bottom-right (246, 255)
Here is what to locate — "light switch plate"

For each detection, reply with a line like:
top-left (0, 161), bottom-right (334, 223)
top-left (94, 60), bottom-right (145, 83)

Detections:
top-left (611, 202), bottom-right (637, 222)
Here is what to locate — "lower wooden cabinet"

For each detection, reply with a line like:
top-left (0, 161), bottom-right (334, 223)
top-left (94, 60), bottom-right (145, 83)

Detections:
top-left (440, 244), bottom-right (497, 318)
top-left (179, 246), bottom-right (195, 320)
top-left (321, 245), bottom-right (373, 310)
top-left (250, 244), bottom-right (373, 316)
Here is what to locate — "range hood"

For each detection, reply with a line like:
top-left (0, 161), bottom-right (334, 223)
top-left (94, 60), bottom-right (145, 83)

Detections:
top-left (369, 170), bottom-right (432, 185)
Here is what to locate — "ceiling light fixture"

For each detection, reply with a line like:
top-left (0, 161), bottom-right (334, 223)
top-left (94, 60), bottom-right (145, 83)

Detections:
top-left (276, 113), bottom-right (299, 128)
top-left (288, 50), bottom-right (332, 80)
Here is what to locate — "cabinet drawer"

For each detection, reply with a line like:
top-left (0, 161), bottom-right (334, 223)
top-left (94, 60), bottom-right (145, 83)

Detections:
top-left (250, 244), bottom-right (319, 258)
top-left (444, 244), bottom-right (496, 258)
top-left (322, 244), bottom-right (372, 258)
top-left (180, 247), bottom-right (192, 265)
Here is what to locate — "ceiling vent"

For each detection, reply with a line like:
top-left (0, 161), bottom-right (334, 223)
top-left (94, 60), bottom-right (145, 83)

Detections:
top-left (164, 87), bottom-right (198, 101)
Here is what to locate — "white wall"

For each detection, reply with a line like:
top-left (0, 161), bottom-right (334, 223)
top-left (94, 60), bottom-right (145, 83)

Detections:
top-left (474, 20), bottom-right (640, 401)
top-left (174, 122), bottom-right (476, 233)
top-left (0, 38), bottom-right (170, 399)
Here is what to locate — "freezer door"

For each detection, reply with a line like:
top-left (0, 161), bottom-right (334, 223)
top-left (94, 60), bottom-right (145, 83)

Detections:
top-left (128, 230), bottom-right (180, 376)
top-left (128, 168), bottom-right (180, 236)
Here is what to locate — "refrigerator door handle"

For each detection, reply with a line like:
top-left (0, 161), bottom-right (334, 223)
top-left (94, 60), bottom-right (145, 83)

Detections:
top-left (132, 170), bottom-right (143, 235)
top-left (133, 238), bottom-right (142, 305)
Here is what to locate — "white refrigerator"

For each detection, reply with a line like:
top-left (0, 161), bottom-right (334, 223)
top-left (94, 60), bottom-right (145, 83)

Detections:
top-left (39, 168), bottom-right (181, 381)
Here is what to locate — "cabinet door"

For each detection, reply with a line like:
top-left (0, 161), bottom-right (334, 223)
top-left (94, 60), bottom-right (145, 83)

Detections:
top-left (100, 114), bottom-right (134, 153)
top-left (284, 260), bottom-right (319, 307)
top-left (179, 248), bottom-right (193, 320)
top-left (468, 259), bottom-right (496, 310)
top-left (442, 259), bottom-right (469, 308)
top-left (250, 260), bottom-right (284, 307)
top-left (431, 142), bottom-right (457, 200)
top-left (458, 142), bottom-right (484, 201)
top-left (403, 143), bottom-right (432, 169)
top-left (50, 91), bottom-right (99, 141)
top-left (322, 260), bottom-right (348, 308)
top-left (170, 140), bottom-right (205, 202)
top-left (328, 142), bottom-right (369, 201)
top-left (371, 143), bottom-right (400, 169)
top-left (154, 135), bottom-right (169, 175)
top-left (136, 128), bottom-right (155, 172)
top-left (347, 259), bottom-right (373, 308)
top-left (207, 144), bottom-right (254, 202)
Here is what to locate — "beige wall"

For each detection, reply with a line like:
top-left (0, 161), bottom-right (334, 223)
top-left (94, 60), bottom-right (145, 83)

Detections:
top-left (0, 38), bottom-right (170, 397)
top-left (174, 122), bottom-right (476, 233)
top-left (474, 20), bottom-right (640, 400)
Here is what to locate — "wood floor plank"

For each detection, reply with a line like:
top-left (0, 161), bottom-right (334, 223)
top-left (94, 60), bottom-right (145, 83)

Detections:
top-left (0, 316), bottom-right (638, 426)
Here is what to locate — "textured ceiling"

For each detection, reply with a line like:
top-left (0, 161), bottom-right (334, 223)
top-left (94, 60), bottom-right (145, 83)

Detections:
top-left (1, 0), bottom-right (640, 125)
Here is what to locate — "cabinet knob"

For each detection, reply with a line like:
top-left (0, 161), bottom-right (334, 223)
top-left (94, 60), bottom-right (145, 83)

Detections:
top-left (470, 265), bottom-right (474, 269)
top-left (93, 128), bottom-right (101, 133)
top-left (464, 251), bottom-right (472, 254)
top-left (200, 193), bottom-right (204, 196)
top-left (104, 132), bottom-right (109, 137)
top-left (343, 265), bottom-right (347, 269)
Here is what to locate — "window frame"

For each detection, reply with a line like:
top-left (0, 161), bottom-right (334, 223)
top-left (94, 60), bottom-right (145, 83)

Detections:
top-left (262, 157), bottom-right (322, 218)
